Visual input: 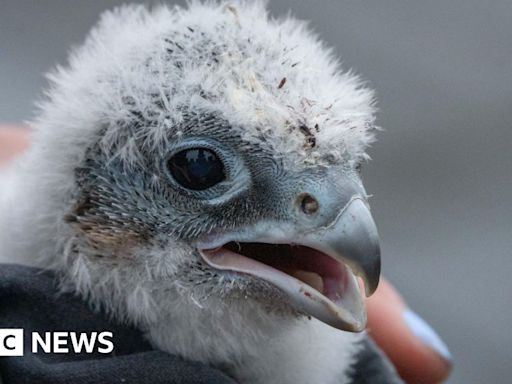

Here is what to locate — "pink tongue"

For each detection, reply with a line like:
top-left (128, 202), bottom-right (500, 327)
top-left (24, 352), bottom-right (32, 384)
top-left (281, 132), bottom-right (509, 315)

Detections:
top-left (224, 244), bottom-right (344, 279)
top-left (220, 243), bottom-right (346, 296)
top-left (207, 244), bottom-right (348, 299)
top-left (292, 247), bottom-right (345, 278)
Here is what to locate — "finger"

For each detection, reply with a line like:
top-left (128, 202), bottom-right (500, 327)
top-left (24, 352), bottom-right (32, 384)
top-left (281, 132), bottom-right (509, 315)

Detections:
top-left (0, 126), bottom-right (29, 166)
top-left (366, 278), bottom-right (452, 383)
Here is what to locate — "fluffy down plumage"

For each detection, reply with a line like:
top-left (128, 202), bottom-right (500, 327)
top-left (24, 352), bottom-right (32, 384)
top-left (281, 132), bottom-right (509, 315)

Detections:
top-left (0, 2), bottom-right (388, 383)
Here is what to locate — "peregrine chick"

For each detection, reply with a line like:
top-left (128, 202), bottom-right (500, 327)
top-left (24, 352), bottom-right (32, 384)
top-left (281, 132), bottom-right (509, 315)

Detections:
top-left (0, 2), bottom-right (402, 383)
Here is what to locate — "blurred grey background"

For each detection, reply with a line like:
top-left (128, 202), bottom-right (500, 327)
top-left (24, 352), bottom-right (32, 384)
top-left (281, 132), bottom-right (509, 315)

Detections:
top-left (1, 1), bottom-right (511, 382)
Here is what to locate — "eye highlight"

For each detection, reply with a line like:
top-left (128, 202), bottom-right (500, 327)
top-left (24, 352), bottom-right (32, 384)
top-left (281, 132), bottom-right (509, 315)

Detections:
top-left (167, 148), bottom-right (226, 191)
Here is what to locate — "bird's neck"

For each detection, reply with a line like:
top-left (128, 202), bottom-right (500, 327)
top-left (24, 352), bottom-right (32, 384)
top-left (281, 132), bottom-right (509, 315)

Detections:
top-left (143, 297), bottom-right (363, 384)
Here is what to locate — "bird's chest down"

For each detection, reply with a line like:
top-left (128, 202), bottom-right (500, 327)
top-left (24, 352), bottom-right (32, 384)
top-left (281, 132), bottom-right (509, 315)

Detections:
top-left (144, 310), bottom-right (364, 384)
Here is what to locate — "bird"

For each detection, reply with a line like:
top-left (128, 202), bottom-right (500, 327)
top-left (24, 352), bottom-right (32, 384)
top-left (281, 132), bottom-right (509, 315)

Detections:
top-left (0, 1), bottom-right (402, 383)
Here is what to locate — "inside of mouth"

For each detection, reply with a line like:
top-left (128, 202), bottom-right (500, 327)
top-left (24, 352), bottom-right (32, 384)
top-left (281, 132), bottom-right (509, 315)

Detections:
top-left (222, 242), bottom-right (350, 303)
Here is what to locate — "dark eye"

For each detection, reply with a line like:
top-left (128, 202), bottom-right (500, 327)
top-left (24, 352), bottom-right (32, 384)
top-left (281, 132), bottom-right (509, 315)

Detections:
top-left (167, 148), bottom-right (226, 190)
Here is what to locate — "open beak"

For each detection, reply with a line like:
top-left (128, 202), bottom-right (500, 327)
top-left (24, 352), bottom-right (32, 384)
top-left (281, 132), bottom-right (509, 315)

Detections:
top-left (197, 196), bottom-right (381, 332)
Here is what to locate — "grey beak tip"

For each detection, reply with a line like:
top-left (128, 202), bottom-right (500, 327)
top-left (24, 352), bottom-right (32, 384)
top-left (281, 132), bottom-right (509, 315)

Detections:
top-left (365, 255), bottom-right (381, 296)
top-left (321, 197), bottom-right (382, 297)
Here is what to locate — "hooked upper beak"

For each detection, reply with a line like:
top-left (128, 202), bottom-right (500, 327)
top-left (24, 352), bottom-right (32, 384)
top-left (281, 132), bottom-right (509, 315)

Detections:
top-left (300, 197), bottom-right (381, 297)
top-left (197, 196), bottom-right (381, 332)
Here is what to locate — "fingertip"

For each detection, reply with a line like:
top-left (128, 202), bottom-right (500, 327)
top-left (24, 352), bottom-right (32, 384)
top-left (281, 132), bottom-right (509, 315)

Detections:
top-left (366, 279), bottom-right (452, 383)
top-left (0, 126), bottom-right (30, 166)
top-left (400, 309), bottom-right (453, 383)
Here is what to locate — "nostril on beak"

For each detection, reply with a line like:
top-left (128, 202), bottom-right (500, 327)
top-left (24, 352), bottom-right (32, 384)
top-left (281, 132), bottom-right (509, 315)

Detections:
top-left (297, 193), bottom-right (319, 215)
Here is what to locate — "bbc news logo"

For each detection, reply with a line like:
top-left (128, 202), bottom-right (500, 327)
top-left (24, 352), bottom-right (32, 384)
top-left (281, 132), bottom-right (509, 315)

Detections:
top-left (0, 329), bottom-right (23, 356)
top-left (0, 329), bottom-right (114, 356)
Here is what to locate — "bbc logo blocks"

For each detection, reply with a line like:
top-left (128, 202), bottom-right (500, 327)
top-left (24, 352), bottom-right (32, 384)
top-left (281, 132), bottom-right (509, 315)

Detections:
top-left (0, 329), bottom-right (24, 356)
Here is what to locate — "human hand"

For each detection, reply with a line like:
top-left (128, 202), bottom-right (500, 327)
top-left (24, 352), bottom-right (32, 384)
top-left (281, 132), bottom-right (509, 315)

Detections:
top-left (366, 278), bottom-right (452, 383)
top-left (0, 126), bottom-right (452, 383)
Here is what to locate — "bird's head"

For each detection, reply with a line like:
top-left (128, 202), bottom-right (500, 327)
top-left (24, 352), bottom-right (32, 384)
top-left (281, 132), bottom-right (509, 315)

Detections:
top-left (32, 2), bottom-right (380, 332)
